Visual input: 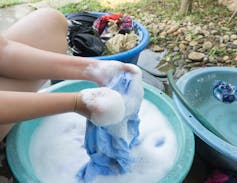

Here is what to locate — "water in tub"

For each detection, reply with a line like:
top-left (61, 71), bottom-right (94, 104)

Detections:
top-left (29, 65), bottom-right (177, 183)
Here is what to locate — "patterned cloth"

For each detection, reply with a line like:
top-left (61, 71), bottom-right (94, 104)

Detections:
top-left (93, 13), bottom-right (133, 36)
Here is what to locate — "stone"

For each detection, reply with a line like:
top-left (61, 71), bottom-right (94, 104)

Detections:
top-left (219, 0), bottom-right (237, 12)
top-left (219, 37), bottom-right (224, 44)
top-left (166, 24), bottom-right (179, 34)
top-left (197, 35), bottom-right (204, 40)
top-left (178, 27), bottom-right (187, 33)
top-left (167, 43), bottom-right (176, 49)
top-left (179, 43), bottom-right (186, 50)
top-left (202, 41), bottom-right (213, 50)
top-left (230, 34), bottom-right (237, 41)
top-left (211, 30), bottom-right (218, 35)
top-left (233, 40), bottom-right (237, 46)
top-left (165, 55), bottom-right (171, 62)
top-left (185, 34), bottom-right (192, 42)
top-left (209, 56), bottom-right (216, 63)
top-left (223, 35), bottom-right (230, 43)
top-left (159, 31), bottom-right (167, 38)
top-left (189, 40), bottom-right (198, 47)
top-left (225, 60), bottom-right (231, 64)
top-left (229, 42), bottom-right (237, 49)
top-left (192, 26), bottom-right (202, 35)
top-left (173, 46), bottom-right (180, 52)
top-left (234, 56), bottom-right (237, 62)
top-left (203, 56), bottom-right (209, 62)
top-left (201, 30), bottom-right (210, 37)
top-left (222, 56), bottom-right (229, 62)
top-left (208, 22), bottom-right (215, 28)
top-left (188, 52), bottom-right (205, 61)
top-left (172, 31), bottom-right (179, 36)
top-left (219, 43), bottom-right (226, 48)
top-left (152, 45), bottom-right (164, 52)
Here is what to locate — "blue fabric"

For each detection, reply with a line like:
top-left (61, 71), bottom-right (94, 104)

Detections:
top-left (213, 80), bottom-right (237, 103)
top-left (77, 72), bottom-right (141, 183)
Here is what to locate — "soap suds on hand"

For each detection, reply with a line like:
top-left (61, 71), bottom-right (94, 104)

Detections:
top-left (80, 87), bottom-right (125, 126)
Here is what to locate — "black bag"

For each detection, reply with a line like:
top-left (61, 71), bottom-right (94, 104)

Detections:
top-left (66, 12), bottom-right (105, 56)
top-left (71, 33), bottom-right (105, 57)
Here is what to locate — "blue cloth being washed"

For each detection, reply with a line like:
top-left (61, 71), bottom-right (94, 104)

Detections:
top-left (77, 72), bottom-right (142, 183)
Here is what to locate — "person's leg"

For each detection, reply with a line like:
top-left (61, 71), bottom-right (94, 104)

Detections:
top-left (1, 8), bottom-right (68, 92)
top-left (4, 7), bottom-right (68, 53)
top-left (0, 8), bottom-right (68, 141)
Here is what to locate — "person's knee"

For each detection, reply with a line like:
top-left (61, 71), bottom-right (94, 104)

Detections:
top-left (35, 8), bottom-right (68, 33)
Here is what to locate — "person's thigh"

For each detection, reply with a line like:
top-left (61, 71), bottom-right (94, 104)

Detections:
top-left (0, 8), bottom-right (68, 141)
top-left (3, 7), bottom-right (68, 53)
top-left (1, 8), bottom-right (69, 92)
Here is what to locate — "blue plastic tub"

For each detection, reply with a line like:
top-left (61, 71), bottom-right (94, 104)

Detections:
top-left (173, 67), bottom-right (237, 171)
top-left (6, 80), bottom-right (194, 183)
top-left (70, 12), bottom-right (150, 64)
top-left (52, 13), bottom-right (150, 85)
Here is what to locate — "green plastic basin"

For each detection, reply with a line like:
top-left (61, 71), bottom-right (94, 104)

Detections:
top-left (6, 80), bottom-right (194, 183)
top-left (173, 67), bottom-right (237, 171)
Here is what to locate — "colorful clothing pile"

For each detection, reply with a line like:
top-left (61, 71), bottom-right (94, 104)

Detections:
top-left (66, 12), bottom-right (138, 56)
top-left (93, 13), bottom-right (137, 54)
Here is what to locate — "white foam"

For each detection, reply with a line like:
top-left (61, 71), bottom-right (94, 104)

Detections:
top-left (104, 67), bottom-right (144, 142)
top-left (86, 61), bottom-right (123, 85)
top-left (81, 87), bottom-right (125, 126)
top-left (29, 100), bottom-right (177, 183)
top-left (85, 62), bottom-right (142, 86)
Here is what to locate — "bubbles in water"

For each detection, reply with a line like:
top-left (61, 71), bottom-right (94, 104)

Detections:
top-left (29, 100), bottom-right (177, 183)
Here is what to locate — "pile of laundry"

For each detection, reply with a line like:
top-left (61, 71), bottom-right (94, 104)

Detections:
top-left (66, 12), bottom-right (138, 56)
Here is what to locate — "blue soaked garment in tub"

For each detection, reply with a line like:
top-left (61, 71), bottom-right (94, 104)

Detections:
top-left (77, 71), bottom-right (143, 183)
top-left (213, 80), bottom-right (237, 103)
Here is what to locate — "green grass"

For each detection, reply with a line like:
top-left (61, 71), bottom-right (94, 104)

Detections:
top-left (58, 0), bottom-right (106, 14)
top-left (0, 0), bottom-right (23, 8)
top-left (0, 0), bottom-right (42, 8)
top-left (31, 0), bottom-right (42, 3)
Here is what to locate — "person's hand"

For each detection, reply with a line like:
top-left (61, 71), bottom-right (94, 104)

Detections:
top-left (74, 87), bottom-right (125, 126)
top-left (85, 60), bottom-right (141, 86)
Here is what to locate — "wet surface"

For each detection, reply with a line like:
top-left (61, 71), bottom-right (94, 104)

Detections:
top-left (137, 49), bottom-right (167, 77)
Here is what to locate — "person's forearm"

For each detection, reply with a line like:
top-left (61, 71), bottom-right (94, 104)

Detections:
top-left (0, 36), bottom-right (99, 81)
top-left (0, 91), bottom-right (77, 124)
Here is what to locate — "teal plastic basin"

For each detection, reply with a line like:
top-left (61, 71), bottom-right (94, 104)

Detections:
top-left (173, 67), bottom-right (237, 171)
top-left (6, 80), bottom-right (194, 183)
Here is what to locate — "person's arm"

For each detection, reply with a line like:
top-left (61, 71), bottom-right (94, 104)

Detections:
top-left (0, 35), bottom-right (135, 85)
top-left (0, 87), bottom-right (125, 125)
top-left (0, 91), bottom-right (89, 124)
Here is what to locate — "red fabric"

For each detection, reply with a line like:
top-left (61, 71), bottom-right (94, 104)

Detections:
top-left (205, 170), bottom-right (229, 183)
top-left (94, 13), bottom-right (123, 35)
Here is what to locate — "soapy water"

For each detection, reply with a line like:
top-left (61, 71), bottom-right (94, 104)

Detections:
top-left (29, 100), bottom-right (177, 183)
